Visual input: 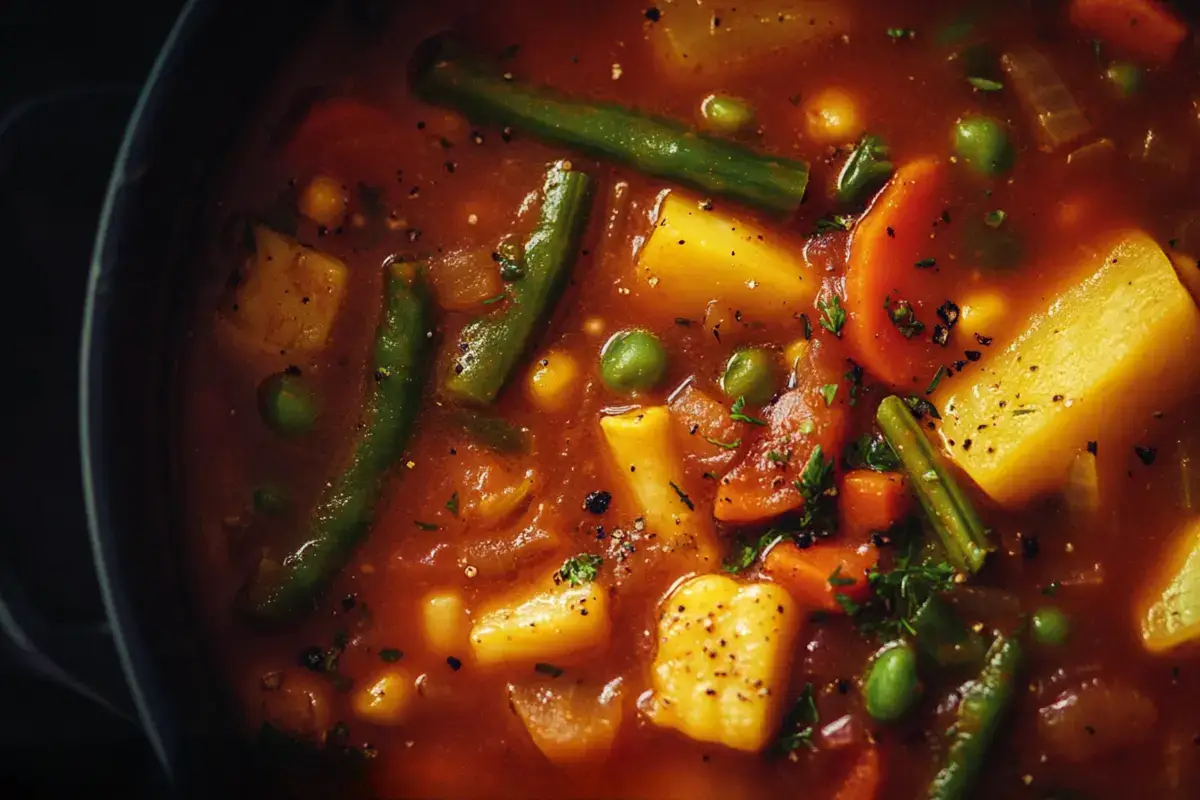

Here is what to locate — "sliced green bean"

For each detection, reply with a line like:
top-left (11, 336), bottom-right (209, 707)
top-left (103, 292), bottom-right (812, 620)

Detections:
top-left (836, 134), bottom-right (894, 204)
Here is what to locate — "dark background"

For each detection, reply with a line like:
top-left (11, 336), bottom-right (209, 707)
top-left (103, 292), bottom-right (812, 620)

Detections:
top-left (1, 3), bottom-right (184, 795)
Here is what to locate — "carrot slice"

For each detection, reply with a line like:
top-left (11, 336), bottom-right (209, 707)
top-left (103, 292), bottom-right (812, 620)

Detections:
top-left (1069, 0), bottom-right (1186, 66)
top-left (843, 158), bottom-right (954, 390)
top-left (834, 746), bottom-right (883, 800)
top-left (762, 540), bottom-right (877, 612)
top-left (839, 470), bottom-right (911, 541)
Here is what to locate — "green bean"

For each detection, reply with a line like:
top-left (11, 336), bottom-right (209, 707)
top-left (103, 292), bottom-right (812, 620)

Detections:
top-left (1031, 606), bottom-right (1070, 646)
top-left (600, 329), bottom-right (668, 393)
top-left (911, 594), bottom-right (986, 667)
top-left (412, 37), bottom-right (809, 214)
top-left (877, 396), bottom-right (993, 573)
top-left (952, 115), bottom-right (1013, 176)
top-left (863, 640), bottom-right (921, 723)
top-left (926, 634), bottom-right (1022, 800)
top-left (243, 261), bottom-right (432, 624)
top-left (720, 348), bottom-right (779, 405)
top-left (835, 134), bottom-right (894, 204)
top-left (257, 372), bottom-right (317, 436)
top-left (700, 94), bottom-right (756, 135)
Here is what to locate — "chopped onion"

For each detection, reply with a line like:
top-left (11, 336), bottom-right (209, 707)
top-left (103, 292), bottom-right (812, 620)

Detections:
top-left (1130, 128), bottom-right (1192, 179)
top-left (1065, 449), bottom-right (1101, 523)
top-left (1001, 48), bottom-right (1092, 152)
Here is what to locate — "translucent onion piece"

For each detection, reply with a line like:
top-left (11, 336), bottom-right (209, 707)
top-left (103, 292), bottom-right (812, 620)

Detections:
top-left (1130, 128), bottom-right (1192, 178)
top-left (1001, 49), bottom-right (1091, 152)
top-left (1065, 449), bottom-right (1101, 523)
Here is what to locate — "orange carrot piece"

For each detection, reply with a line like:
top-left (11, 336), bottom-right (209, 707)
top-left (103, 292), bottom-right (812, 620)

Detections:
top-left (834, 746), bottom-right (883, 800)
top-left (843, 158), bottom-right (953, 390)
top-left (762, 540), bottom-right (877, 613)
top-left (1069, 0), bottom-right (1186, 65)
top-left (669, 383), bottom-right (743, 462)
top-left (839, 470), bottom-right (911, 541)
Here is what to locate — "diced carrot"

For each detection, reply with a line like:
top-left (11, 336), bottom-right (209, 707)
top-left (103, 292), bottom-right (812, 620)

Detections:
top-left (839, 470), bottom-right (911, 541)
top-left (843, 158), bottom-right (955, 390)
top-left (669, 383), bottom-right (744, 462)
top-left (714, 380), bottom-right (850, 524)
top-left (762, 540), bottom-right (877, 613)
top-left (834, 746), bottom-right (883, 800)
top-left (1069, 0), bottom-right (1186, 66)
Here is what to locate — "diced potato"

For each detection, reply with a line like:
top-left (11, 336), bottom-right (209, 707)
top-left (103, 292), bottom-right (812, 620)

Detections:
top-left (647, 574), bottom-right (802, 752)
top-left (635, 193), bottom-right (817, 324)
top-left (352, 667), bottom-right (415, 727)
top-left (803, 87), bottom-right (864, 145)
top-left (422, 590), bottom-right (470, 657)
top-left (228, 226), bottom-right (348, 352)
top-left (1140, 517), bottom-right (1200, 653)
top-left (936, 231), bottom-right (1200, 507)
top-left (298, 174), bottom-right (348, 226)
top-left (653, 1), bottom-right (853, 80)
top-left (470, 572), bottom-right (611, 666)
top-left (599, 407), bottom-right (718, 562)
top-left (508, 678), bottom-right (623, 765)
top-left (526, 350), bottom-right (582, 414)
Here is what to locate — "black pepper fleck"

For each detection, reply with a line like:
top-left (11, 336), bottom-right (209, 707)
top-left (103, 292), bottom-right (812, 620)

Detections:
top-left (446, 656), bottom-right (463, 671)
top-left (583, 490), bottom-right (613, 515)
top-left (1135, 445), bottom-right (1157, 465)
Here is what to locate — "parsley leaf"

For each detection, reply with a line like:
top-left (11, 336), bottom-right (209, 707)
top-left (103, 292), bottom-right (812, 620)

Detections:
top-left (820, 383), bottom-right (838, 407)
top-left (558, 553), bottom-right (603, 586)
top-left (778, 683), bottom-right (820, 752)
top-left (968, 76), bottom-right (1004, 92)
top-left (818, 295), bottom-right (847, 338)
top-left (848, 536), bottom-right (957, 641)
top-left (828, 565), bottom-right (856, 587)
top-left (795, 445), bottom-right (835, 506)
top-left (446, 491), bottom-right (460, 516)
top-left (904, 396), bottom-right (942, 420)
top-left (379, 648), bottom-right (404, 663)
top-left (723, 531), bottom-right (784, 573)
top-left (414, 520), bottom-right (440, 531)
top-left (767, 449), bottom-right (792, 465)
top-left (925, 365), bottom-right (949, 395)
top-left (730, 396), bottom-right (768, 426)
top-left (887, 27), bottom-right (915, 40)
top-left (812, 214), bottom-right (855, 235)
top-left (885, 295), bottom-right (925, 339)
top-left (705, 436), bottom-right (742, 450)
top-left (984, 209), bottom-right (1007, 228)
top-left (914, 257), bottom-right (937, 269)
top-left (845, 433), bottom-right (901, 472)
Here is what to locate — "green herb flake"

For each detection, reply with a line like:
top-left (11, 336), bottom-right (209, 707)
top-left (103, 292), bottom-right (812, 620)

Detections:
top-left (778, 683), bottom-right (820, 752)
top-left (886, 295), bottom-right (925, 339)
top-left (925, 365), bottom-right (949, 395)
top-left (828, 565), bottom-right (857, 588)
top-left (559, 553), bottom-right (603, 586)
top-left (731, 396), bottom-right (768, 426)
top-left (670, 481), bottom-right (696, 511)
top-left (984, 209), bottom-right (1008, 228)
top-left (767, 449), bottom-right (793, 465)
top-left (446, 491), bottom-right (460, 516)
top-left (914, 257), bottom-right (937, 269)
top-left (1012, 408), bottom-right (1039, 416)
top-left (723, 531), bottom-right (784, 573)
top-left (887, 27), bottom-right (915, 40)
top-left (846, 433), bottom-right (901, 472)
top-left (705, 436), bottom-right (742, 450)
top-left (534, 662), bottom-right (565, 678)
top-left (813, 214), bottom-right (855, 235)
top-left (414, 520), bottom-right (440, 531)
top-left (967, 76), bottom-right (1004, 92)
top-left (379, 648), bottom-right (404, 663)
top-left (820, 383), bottom-right (838, 407)
top-left (835, 592), bottom-right (862, 615)
top-left (481, 291), bottom-right (508, 305)
top-left (818, 295), bottom-right (847, 338)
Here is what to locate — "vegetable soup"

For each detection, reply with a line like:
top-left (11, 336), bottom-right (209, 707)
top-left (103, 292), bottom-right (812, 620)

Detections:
top-left (179, 0), bottom-right (1200, 796)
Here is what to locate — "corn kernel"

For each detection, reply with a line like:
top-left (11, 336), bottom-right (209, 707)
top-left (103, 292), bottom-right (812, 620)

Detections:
top-left (298, 174), bottom-right (347, 227)
top-left (803, 87), bottom-right (864, 145)
top-left (526, 350), bottom-right (581, 413)
top-left (959, 291), bottom-right (1008, 338)
top-left (422, 590), bottom-right (469, 656)
top-left (352, 668), bottom-right (414, 727)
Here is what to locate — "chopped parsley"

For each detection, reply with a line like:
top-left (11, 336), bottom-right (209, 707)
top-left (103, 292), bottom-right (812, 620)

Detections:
top-left (706, 436), bottom-right (742, 450)
top-left (414, 520), bottom-right (440, 531)
top-left (794, 445), bottom-right (836, 531)
top-left (887, 27), bottom-right (915, 40)
top-left (828, 565), bottom-right (856, 588)
top-left (534, 662), bottom-right (565, 678)
top-left (731, 396), bottom-right (768, 426)
top-left (845, 433), bottom-right (901, 472)
top-left (925, 365), bottom-right (949, 395)
top-left (767, 449), bottom-right (793, 465)
top-left (984, 209), bottom-right (1008, 228)
top-left (558, 553), bottom-right (603, 586)
top-left (850, 537), bottom-right (957, 640)
top-left (844, 360), bottom-right (863, 407)
top-left (379, 648), bottom-right (403, 663)
top-left (903, 395), bottom-right (942, 420)
top-left (968, 76), bottom-right (1004, 92)
top-left (723, 531), bottom-right (784, 573)
top-left (777, 683), bottom-right (820, 752)
top-left (914, 257), bottom-right (937, 269)
top-left (885, 295), bottom-right (925, 339)
top-left (446, 492), bottom-right (460, 516)
top-left (813, 214), bottom-right (855, 235)
top-left (670, 481), bottom-right (696, 511)
top-left (820, 383), bottom-right (839, 407)
top-left (797, 419), bottom-right (816, 435)
top-left (800, 313), bottom-right (813, 340)
top-left (481, 291), bottom-right (508, 305)
top-left (818, 295), bottom-right (847, 338)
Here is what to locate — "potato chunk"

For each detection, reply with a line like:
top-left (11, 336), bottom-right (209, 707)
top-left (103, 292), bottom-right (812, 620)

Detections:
top-left (634, 194), bottom-right (817, 325)
top-left (936, 231), bottom-right (1200, 507)
top-left (1140, 517), bottom-right (1200, 653)
top-left (647, 574), bottom-right (802, 752)
top-left (470, 573), bottom-right (610, 666)
top-left (227, 226), bottom-right (348, 352)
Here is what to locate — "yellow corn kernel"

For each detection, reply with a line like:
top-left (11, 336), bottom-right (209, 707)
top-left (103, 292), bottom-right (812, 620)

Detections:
top-left (422, 590), bottom-right (469, 657)
top-left (526, 350), bottom-right (581, 413)
top-left (958, 291), bottom-right (1008, 339)
top-left (804, 87), bottom-right (864, 145)
top-left (783, 339), bottom-right (810, 380)
top-left (298, 174), bottom-right (347, 227)
top-left (352, 668), bottom-right (415, 727)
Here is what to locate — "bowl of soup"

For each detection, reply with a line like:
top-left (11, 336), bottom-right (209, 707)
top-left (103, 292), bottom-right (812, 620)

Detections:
top-left (82, 0), bottom-right (1200, 796)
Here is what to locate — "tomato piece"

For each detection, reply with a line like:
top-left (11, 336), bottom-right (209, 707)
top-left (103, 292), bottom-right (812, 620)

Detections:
top-left (844, 158), bottom-right (955, 390)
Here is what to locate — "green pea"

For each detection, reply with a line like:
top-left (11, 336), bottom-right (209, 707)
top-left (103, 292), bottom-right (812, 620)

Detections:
top-left (721, 348), bottom-right (780, 406)
top-left (1105, 62), bottom-right (1143, 98)
top-left (252, 485), bottom-right (290, 517)
top-left (863, 640), bottom-right (921, 723)
top-left (600, 329), bottom-right (668, 394)
top-left (700, 94), bottom-right (756, 135)
top-left (1032, 606), bottom-right (1071, 647)
top-left (257, 372), bottom-right (318, 436)
top-left (952, 115), bottom-right (1014, 176)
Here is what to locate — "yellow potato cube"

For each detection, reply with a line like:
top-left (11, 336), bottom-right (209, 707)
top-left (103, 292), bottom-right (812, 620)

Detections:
top-left (526, 350), bottom-right (582, 413)
top-left (937, 231), bottom-right (1200, 507)
top-left (228, 226), bottom-right (348, 352)
top-left (470, 573), bottom-right (610, 666)
top-left (352, 667), bottom-right (415, 727)
top-left (647, 574), bottom-right (802, 752)
top-left (421, 590), bottom-right (469, 657)
top-left (1141, 517), bottom-right (1200, 654)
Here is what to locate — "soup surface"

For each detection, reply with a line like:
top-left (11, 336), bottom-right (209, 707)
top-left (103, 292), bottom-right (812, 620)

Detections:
top-left (180, 0), bottom-right (1200, 796)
